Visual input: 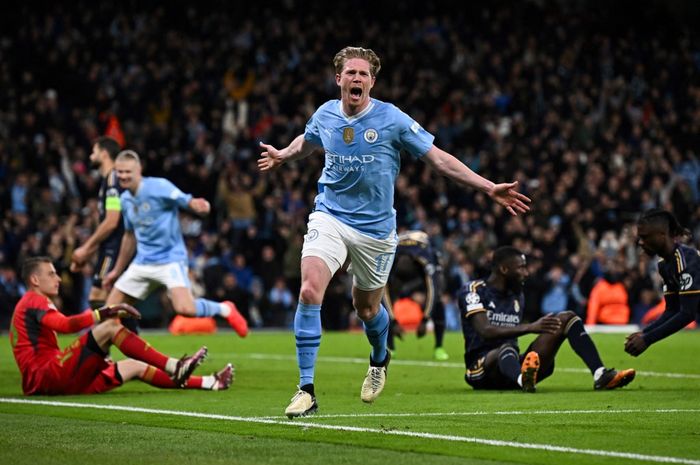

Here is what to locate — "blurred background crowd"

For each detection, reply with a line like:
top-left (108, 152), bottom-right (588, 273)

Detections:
top-left (1, 0), bottom-right (699, 331)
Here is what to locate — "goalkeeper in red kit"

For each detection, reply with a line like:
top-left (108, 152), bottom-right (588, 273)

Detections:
top-left (9, 256), bottom-right (233, 395)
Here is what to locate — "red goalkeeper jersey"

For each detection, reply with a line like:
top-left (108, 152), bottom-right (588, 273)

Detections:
top-left (9, 291), bottom-right (96, 392)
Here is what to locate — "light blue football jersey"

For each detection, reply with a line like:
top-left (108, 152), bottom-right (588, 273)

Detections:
top-left (120, 177), bottom-right (193, 264)
top-left (304, 98), bottom-right (435, 239)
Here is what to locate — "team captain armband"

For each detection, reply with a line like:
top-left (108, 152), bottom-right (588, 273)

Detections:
top-left (105, 196), bottom-right (121, 211)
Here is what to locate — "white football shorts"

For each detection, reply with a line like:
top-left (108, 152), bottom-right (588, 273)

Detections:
top-left (301, 211), bottom-right (398, 290)
top-left (114, 261), bottom-right (191, 300)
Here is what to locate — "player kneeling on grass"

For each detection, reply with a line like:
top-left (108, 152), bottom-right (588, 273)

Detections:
top-left (9, 256), bottom-right (233, 395)
top-left (460, 246), bottom-right (635, 393)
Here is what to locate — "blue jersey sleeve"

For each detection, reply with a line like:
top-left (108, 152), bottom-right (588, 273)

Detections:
top-left (157, 178), bottom-right (192, 209)
top-left (304, 106), bottom-right (324, 146)
top-left (394, 107), bottom-right (435, 158)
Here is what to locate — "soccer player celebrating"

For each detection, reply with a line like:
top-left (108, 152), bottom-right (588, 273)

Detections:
top-left (383, 230), bottom-right (450, 360)
top-left (10, 257), bottom-right (232, 395)
top-left (258, 46), bottom-right (531, 418)
top-left (460, 246), bottom-right (635, 392)
top-left (102, 150), bottom-right (248, 337)
top-left (625, 209), bottom-right (699, 356)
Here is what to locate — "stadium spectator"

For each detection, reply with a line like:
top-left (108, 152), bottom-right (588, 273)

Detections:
top-left (10, 256), bottom-right (232, 395)
top-left (460, 246), bottom-right (635, 392)
top-left (585, 258), bottom-right (631, 325)
top-left (0, 1), bottom-right (698, 335)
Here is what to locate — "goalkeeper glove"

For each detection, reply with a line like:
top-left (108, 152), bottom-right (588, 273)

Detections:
top-left (93, 303), bottom-right (141, 322)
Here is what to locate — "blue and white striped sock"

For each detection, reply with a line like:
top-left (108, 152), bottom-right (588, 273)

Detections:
top-left (195, 298), bottom-right (223, 317)
top-left (364, 304), bottom-right (389, 364)
top-left (295, 302), bottom-right (322, 387)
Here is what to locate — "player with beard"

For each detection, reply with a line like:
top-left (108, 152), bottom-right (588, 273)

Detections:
top-left (625, 209), bottom-right (699, 356)
top-left (70, 137), bottom-right (136, 329)
top-left (460, 246), bottom-right (635, 392)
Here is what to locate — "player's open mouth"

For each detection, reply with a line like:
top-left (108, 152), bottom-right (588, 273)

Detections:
top-left (350, 87), bottom-right (362, 100)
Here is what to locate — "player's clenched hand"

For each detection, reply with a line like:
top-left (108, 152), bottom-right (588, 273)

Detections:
top-left (488, 181), bottom-right (531, 216)
top-left (94, 303), bottom-right (141, 322)
top-left (258, 142), bottom-right (284, 171)
top-left (624, 331), bottom-right (648, 357)
top-left (190, 198), bottom-right (211, 214)
top-left (102, 270), bottom-right (118, 291)
top-left (529, 314), bottom-right (561, 334)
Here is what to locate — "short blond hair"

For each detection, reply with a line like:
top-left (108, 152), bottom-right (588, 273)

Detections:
top-left (333, 46), bottom-right (381, 77)
top-left (115, 150), bottom-right (141, 164)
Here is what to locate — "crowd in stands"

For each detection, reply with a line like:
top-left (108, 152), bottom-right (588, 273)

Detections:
top-left (1, 1), bottom-right (699, 330)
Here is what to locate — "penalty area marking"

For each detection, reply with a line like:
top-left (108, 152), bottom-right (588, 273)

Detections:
top-left (237, 353), bottom-right (700, 379)
top-left (0, 398), bottom-right (698, 465)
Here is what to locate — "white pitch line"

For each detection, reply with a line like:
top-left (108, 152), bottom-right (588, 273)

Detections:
top-left (255, 407), bottom-right (700, 420)
top-left (0, 398), bottom-right (698, 465)
top-left (236, 353), bottom-right (700, 379)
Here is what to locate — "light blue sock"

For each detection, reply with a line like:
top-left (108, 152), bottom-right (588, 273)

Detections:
top-left (364, 304), bottom-right (389, 364)
top-left (295, 302), bottom-right (322, 387)
top-left (195, 298), bottom-right (222, 317)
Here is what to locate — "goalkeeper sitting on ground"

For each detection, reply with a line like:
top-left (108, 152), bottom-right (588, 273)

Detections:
top-left (10, 256), bottom-right (232, 395)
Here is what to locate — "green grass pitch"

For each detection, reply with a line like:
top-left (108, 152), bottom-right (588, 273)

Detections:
top-left (0, 328), bottom-right (698, 465)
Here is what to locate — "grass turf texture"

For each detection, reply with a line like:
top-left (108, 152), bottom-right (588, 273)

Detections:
top-left (0, 329), bottom-right (698, 465)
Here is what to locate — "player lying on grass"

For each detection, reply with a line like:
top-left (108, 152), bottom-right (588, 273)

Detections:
top-left (626, 209), bottom-right (700, 357)
top-left (9, 256), bottom-right (232, 395)
top-left (460, 246), bottom-right (635, 392)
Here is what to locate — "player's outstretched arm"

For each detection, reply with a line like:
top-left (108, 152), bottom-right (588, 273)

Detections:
top-left (422, 146), bottom-right (531, 216)
top-left (258, 135), bottom-right (322, 172)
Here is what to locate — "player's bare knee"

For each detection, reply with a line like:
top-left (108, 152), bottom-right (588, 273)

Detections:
top-left (299, 284), bottom-right (322, 305)
top-left (116, 359), bottom-right (148, 382)
top-left (100, 318), bottom-right (122, 335)
top-left (353, 302), bottom-right (377, 321)
top-left (172, 300), bottom-right (196, 315)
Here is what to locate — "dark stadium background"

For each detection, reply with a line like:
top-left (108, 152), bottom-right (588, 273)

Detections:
top-left (1, 0), bottom-right (698, 330)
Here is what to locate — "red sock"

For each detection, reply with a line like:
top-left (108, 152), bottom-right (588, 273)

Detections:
top-left (140, 366), bottom-right (202, 389)
top-left (112, 327), bottom-right (169, 370)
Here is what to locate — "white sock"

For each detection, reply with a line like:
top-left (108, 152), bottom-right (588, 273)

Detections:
top-left (219, 302), bottom-right (231, 317)
top-left (201, 375), bottom-right (216, 390)
top-left (593, 367), bottom-right (606, 381)
top-left (517, 374), bottom-right (523, 387)
top-left (165, 358), bottom-right (178, 375)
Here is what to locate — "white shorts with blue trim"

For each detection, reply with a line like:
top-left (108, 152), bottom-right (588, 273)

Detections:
top-left (301, 211), bottom-right (398, 291)
top-left (114, 261), bottom-right (190, 300)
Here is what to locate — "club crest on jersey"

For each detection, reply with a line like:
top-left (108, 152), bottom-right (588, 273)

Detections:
top-left (306, 229), bottom-right (319, 242)
top-left (364, 128), bottom-right (378, 143)
top-left (680, 272), bottom-right (693, 291)
top-left (343, 127), bottom-right (354, 144)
